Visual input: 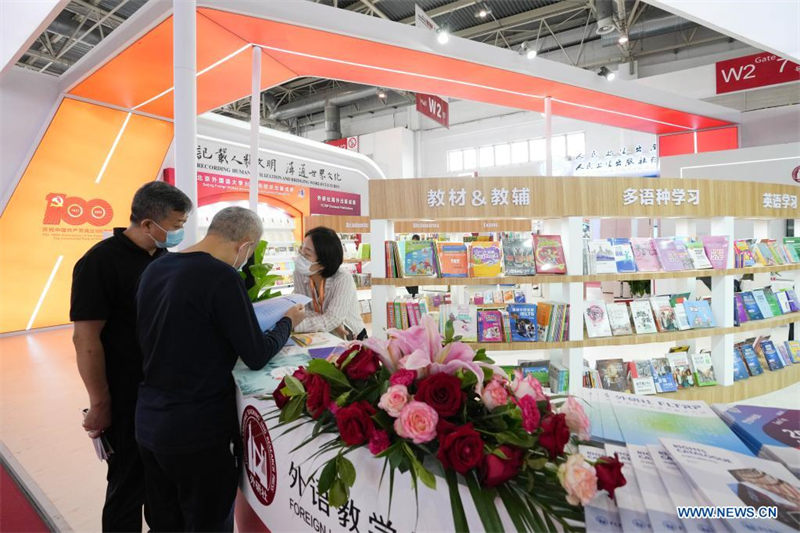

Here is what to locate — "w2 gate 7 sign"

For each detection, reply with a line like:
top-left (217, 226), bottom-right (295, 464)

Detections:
top-left (716, 52), bottom-right (800, 94)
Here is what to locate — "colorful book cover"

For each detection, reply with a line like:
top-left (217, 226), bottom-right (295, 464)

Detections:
top-left (683, 299), bottom-right (716, 328)
top-left (596, 359), bottom-right (629, 393)
top-left (671, 296), bottom-right (692, 331)
top-left (701, 235), bottom-right (730, 270)
top-left (627, 444), bottom-right (688, 533)
top-left (533, 235), bottom-right (567, 274)
top-left (654, 238), bottom-right (693, 271)
top-left (690, 351), bottom-right (717, 386)
top-left (584, 300), bottom-right (613, 338)
top-left (734, 240), bottom-right (756, 268)
top-left (753, 242), bottom-right (776, 266)
top-left (501, 311), bottom-right (512, 343)
top-left (513, 290), bottom-right (526, 303)
top-left (777, 343), bottom-right (793, 367)
top-left (469, 241), bottom-right (502, 277)
top-left (649, 296), bottom-right (679, 332)
top-left (579, 445), bottom-right (625, 532)
top-left (649, 357), bottom-right (679, 393)
top-left (630, 300), bottom-right (658, 334)
top-left (752, 289), bottom-right (775, 318)
top-left (786, 340), bottom-right (800, 363)
top-left (606, 302), bottom-right (634, 336)
top-left (733, 347), bottom-right (751, 381)
top-left (610, 238), bottom-right (637, 273)
top-left (519, 360), bottom-right (550, 387)
top-left (477, 310), bottom-right (504, 343)
top-left (741, 291), bottom-right (764, 320)
top-left (536, 302), bottom-right (553, 341)
top-left (784, 244), bottom-right (800, 263)
top-left (666, 350), bottom-right (695, 389)
top-left (604, 445), bottom-right (653, 533)
top-left (740, 343), bottom-right (765, 376)
top-left (588, 239), bottom-right (617, 274)
top-left (443, 304), bottom-right (478, 342)
top-left (506, 304), bottom-right (538, 342)
top-left (734, 293), bottom-right (750, 325)
top-left (776, 291), bottom-right (793, 314)
top-left (767, 242), bottom-right (788, 265)
top-left (764, 287), bottom-right (784, 317)
top-left (785, 289), bottom-right (800, 312)
top-left (760, 340), bottom-right (784, 371)
top-left (686, 240), bottom-right (713, 269)
top-left (436, 242), bottom-right (468, 277)
top-left (628, 360), bottom-right (657, 395)
top-left (630, 238), bottom-right (661, 272)
top-left (403, 240), bottom-right (436, 277)
top-left (501, 235), bottom-right (536, 276)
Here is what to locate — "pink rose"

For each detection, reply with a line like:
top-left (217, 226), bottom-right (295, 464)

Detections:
top-left (509, 369), bottom-right (547, 402)
top-left (389, 369), bottom-right (417, 387)
top-left (559, 396), bottom-right (591, 441)
top-left (518, 395), bottom-right (541, 433)
top-left (558, 454), bottom-right (598, 506)
top-left (368, 429), bottom-right (391, 455)
top-left (481, 379), bottom-right (510, 411)
top-left (394, 401), bottom-right (439, 444)
top-left (378, 385), bottom-right (410, 417)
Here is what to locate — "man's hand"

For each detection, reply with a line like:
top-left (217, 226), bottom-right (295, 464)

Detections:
top-left (83, 401), bottom-right (111, 438)
top-left (284, 304), bottom-right (306, 328)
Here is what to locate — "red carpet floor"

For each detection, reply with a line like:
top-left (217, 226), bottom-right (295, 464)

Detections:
top-left (1, 463), bottom-right (50, 532)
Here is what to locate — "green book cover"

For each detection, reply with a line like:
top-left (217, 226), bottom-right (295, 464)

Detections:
top-left (763, 288), bottom-right (784, 316)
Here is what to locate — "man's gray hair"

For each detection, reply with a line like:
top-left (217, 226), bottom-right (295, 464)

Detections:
top-left (208, 207), bottom-right (263, 242)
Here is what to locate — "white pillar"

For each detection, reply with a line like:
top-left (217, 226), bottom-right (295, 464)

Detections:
top-left (173, 0), bottom-right (197, 243)
top-left (544, 97), bottom-right (552, 177)
top-left (711, 217), bottom-right (735, 386)
top-left (370, 220), bottom-right (395, 340)
top-left (561, 216), bottom-right (585, 393)
top-left (249, 46), bottom-right (261, 211)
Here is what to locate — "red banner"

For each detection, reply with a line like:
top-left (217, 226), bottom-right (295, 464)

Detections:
top-left (309, 188), bottom-right (361, 215)
top-left (716, 52), bottom-right (800, 94)
top-left (415, 93), bottom-right (449, 128)
top-left (324, 137), bottom-right (359, 151)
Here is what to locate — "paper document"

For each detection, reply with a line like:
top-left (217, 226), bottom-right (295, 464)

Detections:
top-left (252, 294), bottom-right (311, 331)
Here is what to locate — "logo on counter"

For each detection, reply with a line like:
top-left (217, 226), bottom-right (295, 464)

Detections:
top-left (242, 405), bottom-right (277, 506)
top-left (792, 165), bottom-right (800, 184)
top-left (43, 193), bottom-right (114, 226)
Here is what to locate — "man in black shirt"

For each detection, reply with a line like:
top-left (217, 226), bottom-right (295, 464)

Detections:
top-left (70, 181), bottom-right (192, 532)
top-left (135, 206), bottom-right (304, 532)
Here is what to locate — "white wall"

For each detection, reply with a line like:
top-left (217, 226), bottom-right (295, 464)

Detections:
top-left (0, 67), bottom-right (61, 213)
top-left (358, 127), bottom-right (415, 179)
top-left (738, 106), bottom-right (800, 148)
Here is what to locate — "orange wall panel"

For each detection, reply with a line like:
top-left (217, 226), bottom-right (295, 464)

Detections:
top-left (0, 98), bottom-right (173, 333)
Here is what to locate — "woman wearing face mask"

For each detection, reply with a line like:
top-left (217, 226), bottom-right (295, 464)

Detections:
top-left (293, 226), bottom-right (367, 340)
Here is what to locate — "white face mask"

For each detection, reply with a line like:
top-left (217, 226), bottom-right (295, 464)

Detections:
top-left (232, 242), bottom-right (253, 270)
top-left (295, 254), bottom-right (318, 276)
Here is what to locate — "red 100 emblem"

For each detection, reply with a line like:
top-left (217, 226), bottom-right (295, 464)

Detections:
top-left (44, 193), bottom-right (114, 226)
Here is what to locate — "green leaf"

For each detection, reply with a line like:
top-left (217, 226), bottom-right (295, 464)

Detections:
top-left (457, 369), bottom-right (478, 389)
top-left (490, 448), bottom-right (509, 460)
top-left (279, 395), bottom-right (305, 423)
top-left (338, 456), bottom-right (357, 487)
top-left (496, 431), bottom-right (535, 448)
top-left (483, 367), bottom-right (495, 381)
top-left (284, 375), bottom-right (305, 396)
top-left (412, 457), bottom-right (436, 490)
top-left (307, 359), bottom-right (351, 389)
top-left (526, 457), bottom-right (549, 470)
top-left (335, 390), bottom-right (352, 407)
top-left (317, 460), bottom-right (337, 493)
top-left (445, 468), bottom-right (470, 533)
top-left (465, 472), bottom-right (504, 533)
top-left (497, 485), bottom-right (528, 533)
top-left (445, 318), bottom-right (455, 342)
top-left (329, 479), bottom-right (348, 508)
top-left (253, 239), bottom-right (267, 265)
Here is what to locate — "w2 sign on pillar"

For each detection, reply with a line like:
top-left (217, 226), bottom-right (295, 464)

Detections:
top-left (416, 93), bottom-right (449, 128)
top-left (716, 52), bottom-right (800, 94)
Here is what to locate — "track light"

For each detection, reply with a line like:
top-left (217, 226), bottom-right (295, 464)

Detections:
top-left (598, 66), bottom-right (616, 81)
top-left (377, 88), bottom-right (387, 99)
top-left (475, 3), bottom-right (491, 18)
top-left (519, 41), bottom-right (537, 59)
top-left (618, 34), bottom-right (629, 44)
top-left (436, 28), bottom-right (450, 44)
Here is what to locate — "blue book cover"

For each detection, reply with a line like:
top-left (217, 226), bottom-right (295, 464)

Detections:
top-left (403, 240), bottom-right (436, 277)
top-left (740, 344), bottom-right (764, 375)
top-left (717, 405), bottom-right (800, 456)
top-left (752, 289), bottom-right (774, 318)
top-left (785, 289), bottom-right (800, 312)
top-left (683, 299), bottom-right (716, 328)
top-left (649, 357), bottom-right (678, 393)
top-left (733, 348), bottom-right (750, 381)
top-left (610, 238), bottom-right (638, 273)
top-left (760, 340), bottom-right (784, 371)
top-left (506, 304), bottom-right (538, 341)
top-left (740, 292), bottom-right (764, 320)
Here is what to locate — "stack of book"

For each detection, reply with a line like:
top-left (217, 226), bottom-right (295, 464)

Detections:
top-left (434, 301), bottom-right (570, 343)
top-left (734, 237), bottom-right (800, 267)
top-left (734, 286), bottom-right (800, 325)
top-left (583, 295), bottom-right (716, 339)
top-left (384, 293), bottom-right (450, 330)
top-left (587, 235), bottom-right (730, 274)
top-left (469, 288), bottom-right (525, 305)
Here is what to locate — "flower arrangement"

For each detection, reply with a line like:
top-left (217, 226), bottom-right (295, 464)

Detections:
top-left (272, 316), bottom-right (626, 532)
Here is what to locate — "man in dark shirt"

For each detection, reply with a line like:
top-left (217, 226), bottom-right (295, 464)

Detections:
top-left (135, 206), bottom-right (304, 532)
top-left (70, 181), bottom-right (192, 532)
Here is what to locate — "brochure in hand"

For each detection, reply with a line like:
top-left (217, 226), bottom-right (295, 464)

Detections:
top-left (253, 294), bottom-right (312, 331)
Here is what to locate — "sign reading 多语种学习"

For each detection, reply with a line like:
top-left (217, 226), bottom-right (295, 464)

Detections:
top-left (621, 187), bottom-right (700, 207)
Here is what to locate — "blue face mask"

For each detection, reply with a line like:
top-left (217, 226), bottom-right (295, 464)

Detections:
top-left (149, 221), bottom-right (184, 249)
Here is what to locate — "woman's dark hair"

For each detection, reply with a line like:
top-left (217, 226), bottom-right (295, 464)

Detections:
top-left (305, 226), bottom-right (343, 278)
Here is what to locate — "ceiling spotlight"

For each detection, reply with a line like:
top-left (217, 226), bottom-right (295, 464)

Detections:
top-left (598, 66), bottom-right (616, 81)
top-left (526, 48), bottom-right (538, 59)
top-left (618, 34), bottom-right (629, 44)
top-left (377, 88), bottom-right (387, 99)
top-left (436, 28), bottom-right (450, 44)
top-left (519, 41), bottom-right (537, 59)
top-left (475, 3), bottom-right (491, 18)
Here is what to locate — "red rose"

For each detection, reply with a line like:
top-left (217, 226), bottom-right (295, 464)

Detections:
top-left (273, 368), bottom-right (310, 409)
top-left (436, 423), bottom-right (485, 474)
top-left (437, 418), bottom-right (457, 439)
top-left (335, 401), bottom-right (376, 446)
top-left (416, 373), bottom-right (465, 417)
top-left (517, 395), bottom-right (541, 434)
top-left (480, 445), bottom-right (525, 487)
top-left (338, 347), bottom-right (380, 381)
top-left (539, 413), bottom-right (570, 459)
top-left (595, 453), bottom-right (626, 500)
top-left (305, 374), bottom-right (331, 419)
top-left (389, 369), bottom-right (417, 387)
top-left (368, 429), bottom-right (391, 455)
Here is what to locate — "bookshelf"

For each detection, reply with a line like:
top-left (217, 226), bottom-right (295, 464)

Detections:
top-left (368, 176), bottom-right (800, 398)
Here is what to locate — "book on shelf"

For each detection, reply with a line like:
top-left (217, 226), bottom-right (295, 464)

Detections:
top-left (650, 357), bottom-right (679, 393)
top-left (785, 340), bottom-right (800, 363)
top-left (500, 235), bottom-right (536, 275)
top-left (734, 293), bottom-right (750, 326)
top-left (776, 343), bottom-right (793, 367)
top-left (477, 310), bottom-right (504, 342)
top-left (758, 338), bottom-right (785, 371)
top-left (626, 444), bottom-right (688, 533)
top-left (403, 240), bottom-right (437, 277)
top-left (783, 237), bottom-right (800, 262)
top-left (732, 346), bottom-right (751, 381)
top-left (549, 362), bottom-right (569, 394)
top-left (649, 296), bottom-right (679, 332)
top-left (686, 240), bottom-right (713, 270)
top-left (763, 287), bottom-right (785, 317)
top-left (539, 302), bottom-right (570, 342)
top-left (689, 350), bottom-right (717, 386)
top-left (740, 291), bottom-right (764, 320)
top-left (630, 238), bottom-right (661, 272)
top-left (606, 302), bottom-right (634, 336)
top-left (666, 348), bottom-right (696, 389)
top-left (513, 290), bottom-right (526, 303)
top-left (670, 293), bottom-right (692, 331)
top-left (610, 238), bottom-right (638, 273)
top-left (436, 242), bottom-right (468, 277)
top-left (734, 239), bottom-right (757, 268)
top-left (596, 358), bottom-right (629, 393)
top-left (751, 289), bottom-right (775, 318)
top-left (784, 289), bottom-right (800, 312)
top-left (506, 304), bottom-right (538, 341)
top-left (469, 241), bottom-right (502, 277)
top-left (500, 310), bottom-right (512, 343)
top-left (752, 241), bottom-right (776, 266)
top-left (701, 235), bottom-right (730, 270)
top-left (584, 300), bottom-right (613, 338)
top-left (627, 360), bottom-right (657, 395)
top-left (630, 299), bottom-right (658, 334)
top-left (519, 360), bottom-right (550, 387)
top-left (654, 238), bottom-right (694, 271)
top-left (439, 304), bottom-right (478, 342)
top-left (739, 342), bottom-right (765, 376)
top-left (683, 299), bottom-right (716, 328)
top-left (775, 290), bottom-right (793, 314)
top-left (588, 239), bottom-right (617, 274)
top-left (533, 234), bottom-right (567, 274)
top-left (767, 241), bottom-right (789, 265)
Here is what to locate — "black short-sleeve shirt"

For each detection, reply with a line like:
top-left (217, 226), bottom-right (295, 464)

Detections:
top-left (70, 227), bottom-right (166, 416)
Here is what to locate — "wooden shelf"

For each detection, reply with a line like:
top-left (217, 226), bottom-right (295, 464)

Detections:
top-left (656, 364), bottom-right (800, 403)
top-left (371, 263), bottom-right (800, 287)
